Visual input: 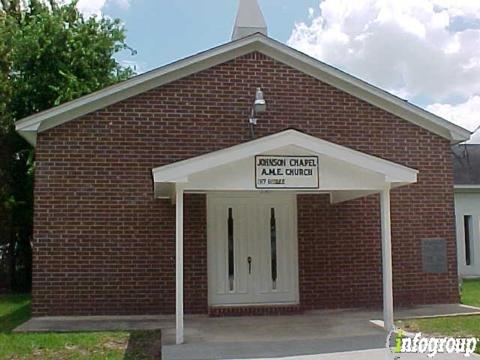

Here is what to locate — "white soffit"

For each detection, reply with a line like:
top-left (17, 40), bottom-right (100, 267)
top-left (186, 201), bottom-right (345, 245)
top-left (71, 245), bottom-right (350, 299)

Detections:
top-left (15, 34), bottom-right (471, 146)
top-left (152, 129), bottom-right (418, 191)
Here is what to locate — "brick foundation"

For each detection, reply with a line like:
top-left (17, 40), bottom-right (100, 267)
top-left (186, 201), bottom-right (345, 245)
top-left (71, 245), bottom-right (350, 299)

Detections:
top-left (208, 304), bottom-right (303, 317)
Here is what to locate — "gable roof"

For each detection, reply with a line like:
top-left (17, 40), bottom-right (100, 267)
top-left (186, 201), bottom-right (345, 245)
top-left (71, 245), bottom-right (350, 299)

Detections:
top-left (16, 33), bottom-right (471, 146)
top-left (152, 129), bottom-right (418, 199)
top-left (153, 129), bottom-right (418, 183)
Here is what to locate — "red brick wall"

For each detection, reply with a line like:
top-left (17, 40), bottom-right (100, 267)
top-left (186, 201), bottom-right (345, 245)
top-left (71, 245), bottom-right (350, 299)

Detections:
top-left (184, 194), bottom-right (208, 314)
top-left (32, 52), bottom-right (459, 316)
top-left (298, 194), bottom-right (383, 309)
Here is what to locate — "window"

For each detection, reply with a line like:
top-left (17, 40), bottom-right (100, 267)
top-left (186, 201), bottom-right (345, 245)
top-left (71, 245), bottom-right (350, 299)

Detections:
top-left (228, 208), bottom-right (234, 291)
top-left (270, 208), bottom-right (277, 290)
top-left (464, 215), bottom-right (473, 266)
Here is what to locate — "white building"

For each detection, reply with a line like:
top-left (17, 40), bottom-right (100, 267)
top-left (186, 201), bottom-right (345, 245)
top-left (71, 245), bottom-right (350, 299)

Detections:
top-left (454, 144), bottom-right (480, 278)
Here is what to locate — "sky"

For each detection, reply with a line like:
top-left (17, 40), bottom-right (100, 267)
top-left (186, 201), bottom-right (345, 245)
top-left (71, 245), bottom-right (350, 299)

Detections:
top-left (76, 0), bottom-right (480, 143)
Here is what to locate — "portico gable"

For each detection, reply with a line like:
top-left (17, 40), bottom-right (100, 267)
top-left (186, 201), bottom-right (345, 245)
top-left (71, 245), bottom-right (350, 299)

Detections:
top-left (152, 129), bottom-right (418, 202)
top-left (151, 129), bottom-right (418, 344)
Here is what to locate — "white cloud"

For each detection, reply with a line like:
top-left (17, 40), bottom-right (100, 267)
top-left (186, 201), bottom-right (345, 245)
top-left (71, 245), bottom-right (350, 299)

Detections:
top-left (288, 0), bottom-right (480, 101)
top-left (76, 0), bottom-right (130, 17)
top-left (76, 0), bottom-right (106, 17)
top-left (288, 0), bottom-right (480, 143)
top-left (432, 0), bottom-right (480, 18)
top-left (428, 96), bottom-right (480, 142)
top-left (111, 0), bottom-right (131, 10)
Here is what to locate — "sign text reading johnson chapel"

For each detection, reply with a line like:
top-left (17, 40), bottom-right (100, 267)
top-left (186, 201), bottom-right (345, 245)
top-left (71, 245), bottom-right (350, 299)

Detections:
top-left (255, 155), bottom-right (319, 189)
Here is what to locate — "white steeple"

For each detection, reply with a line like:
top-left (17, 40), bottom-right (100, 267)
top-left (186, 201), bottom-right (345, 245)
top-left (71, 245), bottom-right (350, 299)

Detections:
top-left (232, 0), bottom-right (268, 41)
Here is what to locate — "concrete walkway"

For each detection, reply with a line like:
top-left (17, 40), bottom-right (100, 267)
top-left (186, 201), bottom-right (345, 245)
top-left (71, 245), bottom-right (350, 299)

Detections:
top-left (15, 304), bottom-right (480, 333)
top-left (394, 303), bottom-right (480, 319)
top-left (14, 304), bottom-right (480, 360)
top-left (162, 309), bottom-right (387, 359)
top-left (162, 335), bottom-right (387, 359)
top-left (228, 349), bottom-right (480, 359)
top-left (14, 314), bottom-right (172, 332)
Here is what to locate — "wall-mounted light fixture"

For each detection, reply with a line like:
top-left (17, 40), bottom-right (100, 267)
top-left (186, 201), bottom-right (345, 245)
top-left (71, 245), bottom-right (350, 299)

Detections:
top-left (249, 87), bottom-right (266, 138)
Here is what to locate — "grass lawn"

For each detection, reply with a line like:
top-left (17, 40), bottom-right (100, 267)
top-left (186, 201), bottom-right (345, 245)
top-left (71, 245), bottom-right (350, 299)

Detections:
top-left (461, 279), bottom-right (480, 307)
top-left (0, 294), bottom-right (161, 360)
top-left (397, 279), bottom-right (480, 354)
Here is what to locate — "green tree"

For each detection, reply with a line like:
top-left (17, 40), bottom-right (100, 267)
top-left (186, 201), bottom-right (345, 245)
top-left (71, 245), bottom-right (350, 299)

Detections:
top-left (0, 0), bottom-right (135, 291)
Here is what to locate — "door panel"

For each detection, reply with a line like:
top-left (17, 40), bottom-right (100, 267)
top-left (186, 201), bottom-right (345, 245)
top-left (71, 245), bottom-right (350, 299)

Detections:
top-left (209, 199), bottom-right (252, 304)
top-left (208, 193), bottom-right (299, 305)
top-left (252, 200), bottom-right (298, 303)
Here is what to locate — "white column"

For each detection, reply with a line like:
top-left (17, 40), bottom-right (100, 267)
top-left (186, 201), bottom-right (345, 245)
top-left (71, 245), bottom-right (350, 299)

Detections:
top-left (175, 186), bottom-right (184, 344)
top-left (380, 185), bottom-right (394, 331)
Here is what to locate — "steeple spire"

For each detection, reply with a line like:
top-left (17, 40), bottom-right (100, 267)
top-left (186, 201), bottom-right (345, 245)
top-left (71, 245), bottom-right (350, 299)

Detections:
top-left (232, 0), bottom-right (268, 41)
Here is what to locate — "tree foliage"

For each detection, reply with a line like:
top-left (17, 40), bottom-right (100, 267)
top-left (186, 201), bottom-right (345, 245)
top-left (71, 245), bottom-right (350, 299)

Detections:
top-left (0, 0), bottom-right (135, 291)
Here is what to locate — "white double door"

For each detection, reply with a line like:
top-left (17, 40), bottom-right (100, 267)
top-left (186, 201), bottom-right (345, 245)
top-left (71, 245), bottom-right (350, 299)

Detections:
top-left (207, 193), bottom-right (299, 306)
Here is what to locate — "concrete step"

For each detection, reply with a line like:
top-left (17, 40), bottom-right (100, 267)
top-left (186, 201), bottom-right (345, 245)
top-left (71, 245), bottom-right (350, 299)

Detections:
top-left (162, 334), bottom-right (386, 360)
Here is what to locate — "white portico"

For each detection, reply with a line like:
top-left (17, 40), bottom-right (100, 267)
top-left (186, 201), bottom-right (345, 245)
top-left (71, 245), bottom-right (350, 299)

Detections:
top-left (152, 129), bottom-right (418, 344)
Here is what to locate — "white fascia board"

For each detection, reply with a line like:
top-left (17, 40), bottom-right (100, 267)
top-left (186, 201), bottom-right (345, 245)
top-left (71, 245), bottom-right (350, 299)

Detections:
top-left (454, 185), bottom-right (480, 193)
top-left (15, 34), bottom-right (470, 146)
top-left (255, 38), bottom-right (471, 144)
top-left (15, 36), bottom-right (262, 145)
top-left (153, 131), bottom-right (294, 182)
top-left (288, 131), bottom-right (419, 183)
top-left (152, 129), bottom-right (418, 184)
top-left (15, 122), bottom-right (40, 146)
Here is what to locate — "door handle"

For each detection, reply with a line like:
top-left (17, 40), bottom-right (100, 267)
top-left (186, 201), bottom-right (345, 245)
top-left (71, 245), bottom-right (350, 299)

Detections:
top-left (247, 256), bottom-right (252, 274)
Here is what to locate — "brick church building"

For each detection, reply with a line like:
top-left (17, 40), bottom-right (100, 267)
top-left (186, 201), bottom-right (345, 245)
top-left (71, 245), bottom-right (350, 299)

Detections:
top-left (16, 0), bottom-right (470, 345)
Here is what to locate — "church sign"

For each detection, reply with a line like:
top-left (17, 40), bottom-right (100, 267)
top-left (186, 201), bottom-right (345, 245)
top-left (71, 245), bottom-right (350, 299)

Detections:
top-left (255, 155), bottom-right (319, 189)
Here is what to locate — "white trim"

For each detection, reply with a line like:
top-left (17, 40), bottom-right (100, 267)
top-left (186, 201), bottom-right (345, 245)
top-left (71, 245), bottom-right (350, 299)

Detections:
top-left (380, 186), bottom-right (394, 331)
top-left (256, 39), bottom-right (470, 144)
top-left (152, 130), bottom-right (418, 199)
top-left (454, 192), bottom-right (480, 277)
top-left (16, 34), bottom-right (470, 146)
top-left (15, 37), bottom-right (261, 145)
top-left (175, 186), bottom-right (184, 345)
top-left (459, 304), bottom-right (480, 311)
top-left (454, 185), bottom-right (480, 193)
